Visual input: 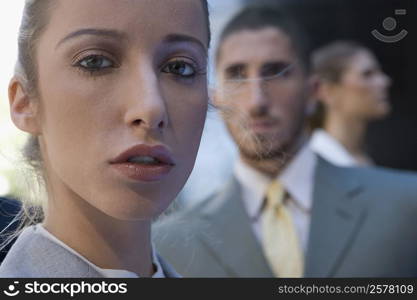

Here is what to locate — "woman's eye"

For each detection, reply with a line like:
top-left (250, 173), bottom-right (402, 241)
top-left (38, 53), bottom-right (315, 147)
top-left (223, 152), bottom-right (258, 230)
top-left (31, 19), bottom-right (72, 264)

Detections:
top-left (162, 61), bottom-right (196, 77)
top-left (362, 69), bottom-right (377, 78)
top-left (78, 55), bottom-right (114, 70)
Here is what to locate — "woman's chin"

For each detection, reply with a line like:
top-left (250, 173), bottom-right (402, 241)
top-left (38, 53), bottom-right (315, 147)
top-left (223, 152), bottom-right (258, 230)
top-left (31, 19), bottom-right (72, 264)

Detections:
top-left (91, 194), bottom-right (171, 222)
top-left (368, 101), bottom-right (391, 120)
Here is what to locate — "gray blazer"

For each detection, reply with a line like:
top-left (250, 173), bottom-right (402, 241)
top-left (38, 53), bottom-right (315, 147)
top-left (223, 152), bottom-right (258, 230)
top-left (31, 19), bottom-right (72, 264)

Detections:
top-left (0, 225), bottom-right (179, 278)
top-left (154, 157), bottom-right (417, 277)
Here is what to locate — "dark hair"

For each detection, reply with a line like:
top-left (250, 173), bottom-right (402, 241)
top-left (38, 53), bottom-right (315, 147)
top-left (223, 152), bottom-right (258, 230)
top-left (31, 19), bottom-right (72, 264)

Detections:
top-left (309, 40), bottom-right (368, 129)
top-left (216, 5), bottom-right (310, 73)
top-left (200, 0), bottom-right (211, 46)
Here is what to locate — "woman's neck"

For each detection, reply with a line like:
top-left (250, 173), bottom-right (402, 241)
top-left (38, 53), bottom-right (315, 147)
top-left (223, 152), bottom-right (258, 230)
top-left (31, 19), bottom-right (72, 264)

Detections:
top-left (324, 112), bottom-right (370, 163)
top-left (43, 186), bottom-right (154, 277)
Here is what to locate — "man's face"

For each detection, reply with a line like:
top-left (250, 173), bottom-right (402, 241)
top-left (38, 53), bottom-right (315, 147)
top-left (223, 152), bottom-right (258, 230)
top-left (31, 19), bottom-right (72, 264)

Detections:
top-left (215, 27), bottom-right (309, 161)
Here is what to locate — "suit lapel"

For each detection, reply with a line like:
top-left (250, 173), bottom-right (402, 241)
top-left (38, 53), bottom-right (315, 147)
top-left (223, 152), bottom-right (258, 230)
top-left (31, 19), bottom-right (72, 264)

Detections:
top-left (304, 157), bottom-right (368, 277)
top-left (199, 178), bottom-right (274, 277)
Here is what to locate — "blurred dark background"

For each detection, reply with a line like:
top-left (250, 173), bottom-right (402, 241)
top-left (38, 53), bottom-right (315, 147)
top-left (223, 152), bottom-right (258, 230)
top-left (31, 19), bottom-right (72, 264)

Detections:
top-left (243, 0), bottom-right (417, 171)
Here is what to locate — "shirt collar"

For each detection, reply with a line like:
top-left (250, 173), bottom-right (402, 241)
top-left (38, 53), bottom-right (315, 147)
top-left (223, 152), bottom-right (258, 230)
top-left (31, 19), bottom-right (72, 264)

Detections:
top-left (234, 157), bottom-right (272, 220)
top-left (279, 143), bottom-right (317, 213)
top-left (310, 129), bottom-right (359, 167)
top-left (235, 143), bottom-right (317, 219)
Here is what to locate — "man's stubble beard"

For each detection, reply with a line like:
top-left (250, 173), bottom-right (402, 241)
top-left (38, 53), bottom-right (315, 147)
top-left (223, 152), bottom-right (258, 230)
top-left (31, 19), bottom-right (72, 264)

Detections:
top-left (234, 113), bottom-right (306, 165)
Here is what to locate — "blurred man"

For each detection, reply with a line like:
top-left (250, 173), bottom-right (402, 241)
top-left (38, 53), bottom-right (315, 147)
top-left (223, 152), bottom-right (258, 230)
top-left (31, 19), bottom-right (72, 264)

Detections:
top-left (154, 6), bottom-right (417, 277)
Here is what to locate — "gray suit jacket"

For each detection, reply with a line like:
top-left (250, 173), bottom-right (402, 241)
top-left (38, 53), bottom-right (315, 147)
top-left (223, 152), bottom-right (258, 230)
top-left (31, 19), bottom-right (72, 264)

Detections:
top-left (0, 225), bottom-right (179, 278)
top-left (154, 157), bottom-right (417, 277)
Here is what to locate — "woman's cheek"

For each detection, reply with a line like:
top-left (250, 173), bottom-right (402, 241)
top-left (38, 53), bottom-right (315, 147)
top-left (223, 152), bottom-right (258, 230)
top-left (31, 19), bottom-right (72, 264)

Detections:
top-left (175, 96), bottom-right (207, 161)
top-left (178, 99), bottom-right (207, 141)
top-left (165, 78), bottom-right (207, 121)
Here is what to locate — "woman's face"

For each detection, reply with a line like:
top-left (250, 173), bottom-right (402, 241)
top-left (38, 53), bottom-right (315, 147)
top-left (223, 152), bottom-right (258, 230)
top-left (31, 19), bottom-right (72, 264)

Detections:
top-left (32, 0), bottom-right (208, 220)
top-left (328, 50), bottom-right (391, 120)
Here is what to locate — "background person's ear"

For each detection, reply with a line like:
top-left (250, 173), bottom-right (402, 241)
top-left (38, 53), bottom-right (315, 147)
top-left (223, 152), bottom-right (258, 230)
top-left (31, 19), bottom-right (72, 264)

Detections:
top-left (305, 75), bottom-right (319, 116)
top-left (211, 83), bottom-right (221, 106)
top-left (9, 77), bottom-right (41, 135)
top-left (310, 74), bottom-right (337, 108)
top-left (212, 84), bottom-right (227, 111)
top-left (207, 86), bottom-right (218, 110)
top-left (211, 85), bottom-right (232, 118)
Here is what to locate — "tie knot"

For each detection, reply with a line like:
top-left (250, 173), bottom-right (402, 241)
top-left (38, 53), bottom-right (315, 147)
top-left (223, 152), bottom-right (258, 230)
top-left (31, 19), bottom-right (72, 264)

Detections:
top-left (265, 180), bottom-right (285, 209)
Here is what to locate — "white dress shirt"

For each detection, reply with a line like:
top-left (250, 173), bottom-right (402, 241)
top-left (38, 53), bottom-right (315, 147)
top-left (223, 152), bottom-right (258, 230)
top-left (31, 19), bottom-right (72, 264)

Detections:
top-left (310, 129), bottom-right (361, 167)
top-left (35, 224), bottom-right (165, 278)
top-left (234, 144), bottom-right (317, 253)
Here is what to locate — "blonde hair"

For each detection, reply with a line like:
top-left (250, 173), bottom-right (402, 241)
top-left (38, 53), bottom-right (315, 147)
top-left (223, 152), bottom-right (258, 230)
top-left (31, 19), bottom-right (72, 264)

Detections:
top-left (309, 40), bottom-right (368, 130)
top-left (17, 0), bottom-right (54, 183)
top-left (0, 0), bottom-right (55, 249)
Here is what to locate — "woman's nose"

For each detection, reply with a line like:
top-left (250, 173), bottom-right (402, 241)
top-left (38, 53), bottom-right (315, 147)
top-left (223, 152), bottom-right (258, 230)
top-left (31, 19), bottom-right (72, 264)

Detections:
top-left (123, 64), bottom-right (168, 132)
top-left (382, 73), bottom-right (392, 88)
top-left (376, 71), bottom-right (392, 89)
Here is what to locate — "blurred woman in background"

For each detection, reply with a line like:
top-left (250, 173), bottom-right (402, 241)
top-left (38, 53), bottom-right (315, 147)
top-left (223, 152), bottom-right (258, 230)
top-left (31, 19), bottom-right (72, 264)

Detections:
top-left (309, 41), bottom-right (391, 166)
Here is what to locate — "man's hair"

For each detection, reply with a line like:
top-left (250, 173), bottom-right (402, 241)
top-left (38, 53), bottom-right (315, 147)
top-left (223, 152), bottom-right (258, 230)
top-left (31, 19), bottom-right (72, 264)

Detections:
top-left (216, 5), bottom-right (310, 73)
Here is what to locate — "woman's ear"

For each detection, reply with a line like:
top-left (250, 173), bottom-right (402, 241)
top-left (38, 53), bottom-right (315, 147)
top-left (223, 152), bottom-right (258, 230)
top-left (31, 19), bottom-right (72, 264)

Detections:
top-left (9, 77), bottom-right (41, 135)
top-left (313, 76), bottom-right (338, 108)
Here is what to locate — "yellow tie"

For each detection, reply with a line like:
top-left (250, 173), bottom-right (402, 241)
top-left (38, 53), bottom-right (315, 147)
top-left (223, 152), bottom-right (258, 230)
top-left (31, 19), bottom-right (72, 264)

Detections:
top-left (262, 180), bottom-right (304, 277)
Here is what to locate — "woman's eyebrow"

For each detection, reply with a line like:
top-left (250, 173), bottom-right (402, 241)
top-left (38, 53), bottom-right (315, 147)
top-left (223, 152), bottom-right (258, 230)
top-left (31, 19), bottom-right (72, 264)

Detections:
top-left (56, 28), bottom-right (127, 49)
top-left (163, 33), bottom-right (207, 54)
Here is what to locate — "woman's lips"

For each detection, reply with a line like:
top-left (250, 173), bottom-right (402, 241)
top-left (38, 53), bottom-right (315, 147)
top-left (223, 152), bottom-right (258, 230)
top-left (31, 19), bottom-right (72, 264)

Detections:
top-left (111, 163), bottom-right (174, 182)
top-left (110, 144), bottom-right (175, 182)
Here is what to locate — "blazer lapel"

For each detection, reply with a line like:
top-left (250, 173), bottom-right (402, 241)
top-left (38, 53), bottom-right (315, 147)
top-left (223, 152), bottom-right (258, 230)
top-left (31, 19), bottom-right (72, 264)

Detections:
top-left (198, 177), bottom-right (274, 277)
top-left (304, 157), bottom-right (368, 277)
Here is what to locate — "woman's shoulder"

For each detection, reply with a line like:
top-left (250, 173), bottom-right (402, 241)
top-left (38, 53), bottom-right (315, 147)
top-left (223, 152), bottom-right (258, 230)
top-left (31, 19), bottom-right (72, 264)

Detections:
top-left (0, 226), bottom-right (38, 277)
top-left (0, 225), bottom-right (101, 278)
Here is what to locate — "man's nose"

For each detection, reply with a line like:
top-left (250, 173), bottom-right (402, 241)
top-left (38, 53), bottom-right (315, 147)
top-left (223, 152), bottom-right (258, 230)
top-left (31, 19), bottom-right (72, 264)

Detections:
top-left (248, 79), bottom-right (269, 109)
top-left (123, 63), bottom-right (168, 132)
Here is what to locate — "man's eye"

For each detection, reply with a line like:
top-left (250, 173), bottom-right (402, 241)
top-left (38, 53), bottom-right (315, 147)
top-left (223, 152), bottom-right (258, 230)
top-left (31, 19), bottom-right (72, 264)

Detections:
top-left (225, 65), bottom-right (247, 80)
top-left (78, 55), bottom-right (114, 70)
top-left (162, 61), bottom-right (196, 77)
top-left (261, 63), bottom-right (293, 79)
